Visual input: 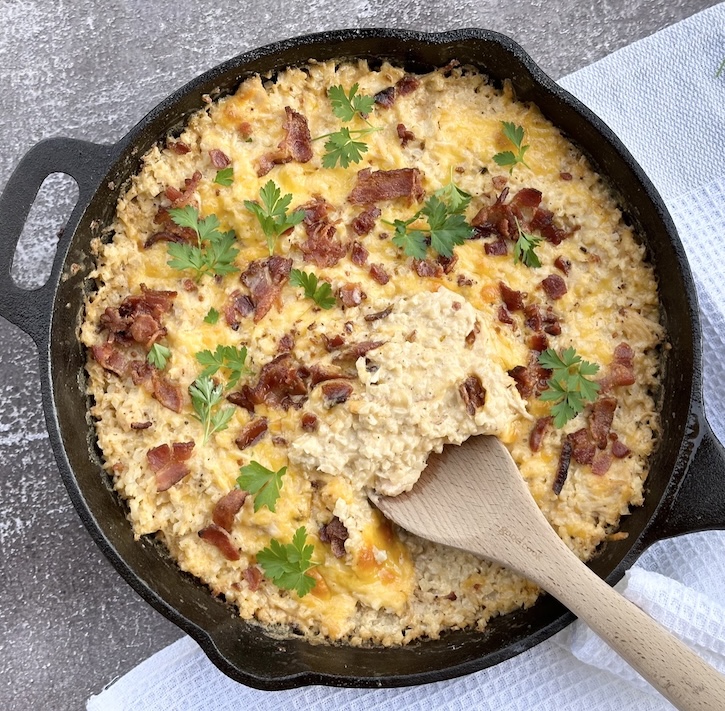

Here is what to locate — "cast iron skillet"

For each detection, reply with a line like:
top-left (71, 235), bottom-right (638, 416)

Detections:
top-left (1, 28), bottom-right (725, 690)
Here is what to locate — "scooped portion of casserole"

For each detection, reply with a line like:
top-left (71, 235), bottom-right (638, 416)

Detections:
top-left (81, 59), bottom-right (664, 645)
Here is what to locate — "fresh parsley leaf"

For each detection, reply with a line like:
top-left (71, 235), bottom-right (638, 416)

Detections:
top-left (391, 220), bottom-right (428, 260)
top-left (321, 127), bottom-right (372, 169)
top-left (189, 374), bottom-right (235, 445)
top-left (167, 207), bottom-right (239, 281)
top-left (204, 307), bottom-right (220, 324)
top-left (493, 121), bottom-right (530, 173)
top-left (433, 177), bottom-right (472, 214)
top-left (147, 343), bottom-right (171, 370)
top-left (256, 527), bottom-right (316, 597)
top-left (289, 269), bottom-right (336, 309)
top-left (538, 347), bottom-right (600, 428)
top-left (328, 83), bottom-right (375, 122)
top-left (237, 461), bottom-right (287, 513)
top-left (195, 345), bottom-right (250, 390)
top-left (244, 180), bottom-right (305, 255)
top-left (513, 217), bottom-right (542, 268)
top-left (214, 167), bottom-right (234, 186)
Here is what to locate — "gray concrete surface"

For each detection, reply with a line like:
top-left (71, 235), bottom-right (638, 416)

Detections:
top-left (0, 0), bottom-right (719, 709)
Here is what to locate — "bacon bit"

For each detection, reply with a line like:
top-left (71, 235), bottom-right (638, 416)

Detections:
top-left (165, 170), bottom-right (202, 207)
top-left (152, 374), bottom-right (184, 413)
top-left (272, 436), bottom-right (288, 447)
top-left (299, 197), bottom-right (346, 268)
top-left (529, 417), bottom-right (551, 452)
top-left (182, 278), bottom-right (197, 293)
top-left (484, 238), bottom-right (508, 257)
top-left (374, 86), bottom-right (396, 107)
top-left (212, 489), bottom-right (248, 532)
top-left (235, 418), bottom-right (268, 450)
top-left (101, 286), bottom-right (177, 345)
top-left (321, 380), bottom-right (353, 406)
top-left (332, 340), bottom-right (385, 364)
top-left (554, 256), bottom-right (571, 275)
top-left (413, 259), bottom-right (444, 278)
top-left (321, 333), bottom-right (345, 351)
top-left (437, 253), bottom-right (458, 274)
top-left (509, 359), bottom-right (551, 399)
top-left (231, 353), bottom-right (308, 411)
top-left (591, 452), bottom-right (613, 476)
top-left (209, 148), bottom-right (231, 168)
top-left (528, 332), bottom-right (549, 354)
top-left (241, 256), bottom-right (292, 323)
top-left (560, 172), bottom-right (573, 181)
top-left (457, 274), bottom-right (474, 287)
top-left (396, 74), bottom-right (420, 95)
top-left (257, 106), bottom-right (313, 177)
top-left (319, 517), bottom-right (349, 558)
top-left (244, 565), bottom-right (262, 591)
top-left (529, 207), bottom-right (574, 245)
top-left (369, 263), bottom-right (390, 285)
top-left (301, 412), bottom-right (319, 432)
top-left (601, 343), bottom-right (636, 389)
top-left (397, 123), bottom-right (415, 147)
top-left (459, 375), bottom-right (486, 416)
top-left (338, 283), bottom-right (366, 308)
top-left (612, 439), bottom-right (631, 458)
top-left (492, 175), bottom-right (508, 191)
top-left (365, 304), bottom-right (393, 322)
top-left (130, 421), bottom-right (152, 430)
top-left (144, 230), bottom-right (191, 248)
top-left (465, 321), bottom-right (480, 348)
top-left (238, 122), bottom-right (252, 140)
top-left (227, 389), bottom-right (255, 413)
top-left (524, 304), bottom-right (542, 332)
top-left (277, 332), bottom-right (295, 353)
top-left (553, 440), bottom-right (572, 494)
top-left (147, 441), bottom-right (195, 492)
top-left (145, 209), bottom-right (196, 248)
top-left (348, 168), bottom-right (424, 205)
top-left (309, 364), bottom-right (353, 386)
top-left (199, 524), bottom-right (240, 561)
top-left (92, 342), bottom-right (129, 376)
top-left (590, 397), bottom-right (617, 449)
top-left (568, 428), bottom-right (596, 465)
top-left (497, 305), bottom-right (514, 325)
top-left (129, 313), bottom-right (166, 348)
top-left (168, 140), bottom-right (190, 155)
top-left (352, 206), bottom-right (381, 236)
top-left (499, 282), bottom-right (525, 312)
top-left (350, 241), bottom-right (369, 266)
top-left (541, 274), bottom-right (567, 300)
top-left (224, 290), bottom-right (255, 329)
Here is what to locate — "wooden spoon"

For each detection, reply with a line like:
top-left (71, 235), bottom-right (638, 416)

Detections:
top-left (370, 435), bottom-right (725, 711)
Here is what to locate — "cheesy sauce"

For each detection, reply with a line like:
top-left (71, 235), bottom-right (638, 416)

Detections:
top-left (81, 60), bottom-right (663, 645)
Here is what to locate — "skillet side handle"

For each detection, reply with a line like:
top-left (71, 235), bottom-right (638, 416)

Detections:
top-left (0, 138), bottom-right (116, 347)
top-left (656, 420), bottom-right (725, 540)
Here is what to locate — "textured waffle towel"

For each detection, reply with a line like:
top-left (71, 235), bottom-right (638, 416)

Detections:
top-left (88, 4), bottom-right (725, 709)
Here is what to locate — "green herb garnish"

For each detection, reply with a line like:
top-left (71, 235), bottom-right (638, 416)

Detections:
top-left (195, 345), bottom-right (251, 390)
top-left (188, 374), bottom-right (235, 445)
top-left (244, 180), bottom-right (305, 255)
top-left (513, 217), bottom-right (542, 268)
top-left (237, 461), bottom-right (287, 513)
top-left (214, 167), bottom-right (234, 186)
top-left (433, 173), bottom-right (472, 214)
top-left (328, 83), bottom-right (375, 122)
top-left (203, 307), bottom-right (220, 324)
top-left (167, 206), bottom-right (239, 281)
top-left (493, 121), bottom-right (530, 173)
top-left (289, 269), bottom-right (336, 309)
top-left (147, 343), bottom-right (171, 370)
top-left (256, 527), bottom-right (316, 597)
top-left (538, 347), bottom-right (600, 428)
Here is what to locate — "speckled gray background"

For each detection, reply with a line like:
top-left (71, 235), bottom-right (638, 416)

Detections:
top-left (0, 1), bottom-right (718, 709)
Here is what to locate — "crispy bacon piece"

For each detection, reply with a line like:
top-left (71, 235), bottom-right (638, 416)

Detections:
top-left (601, 343), bottom-right (636, 389)
top-left (92, 342), bottom-right (129, 376)
top-left (568, 428), bottom-right (596, 465)
top-left (257, 106), bottom-right (312, 177)
top-left (350, 241), bottom-right (369, 266)
top-left (244, 566), bottom-right (262, 591)
top-left (528, 332), bottom-right (549, 354)
top-left (168, 140), bottom-right (190, 155)
top-left (459, 375), bottom-right (487, 416)
top-left (497, 305), bottom-right (514, 325)
top-left (144, 230), bottom-right (190, 248)
top-left (321, 380), bottom-right (353, 406)
top-left (523, 304), bottom-right (561, 336)
top-left (499, 282), bottom-right (525, 312)
top-left (301, 412), bottom-right (319, 432)
top-left (396, 74), bottom-right (420, 95)
top-left (473, 187), bottom-right (543, 240)
top-left (230, 353), bottom-right (308, 411)
top-left (529, 417), bottom-right (551, 452)
top-left (299, 197), bottom-right (346, 268)
top-left (212, 489), bottom-right (248, 532)
top-left (241, 256), bottom-right (292, 323)
top-left (199, 524), bottom-right (240, 561)
top-left (554, 256), bottom-right (571, 275)
top-left (397, 123), bottom-right (415, 147)
top-left (365, 304), bottom-right (393, 322)
top-left (224, 290), bottom-right (254, 329)
top-left (153, 374), bottom-right (184, 413)
top-left (319, 517), bottom-right (349, 558)
top-left (369, 263), bottom-right (390, 285)
top-left (492, 175), bottom-right (508, 191)
top-left (309, 364), bottom-right (353, 386)
top-left (165, 170), bottom-right (202, 207)
top-left (235, 418), bottom-right (268, 450)
top-left (145, 208), bottom-right (196, 248)
top-left (338, 283), bottom-right (366, 308)
top-left (374, 86), bottom-right (396, 108)
top-left (209, 148), bottom-right (231, 168)
top-left (560, 172), bottom-right (573, 181)
top-left (321, 333), bottom-right (345, 351)
top-left (413, 259), bottom-right (444, 278)
top-left (553, 439), bottom-right (572, 495)
top-left (591, 452), bottom-right (613, 476)
top-left (348, 168), bottom-right (424, 205)
top-left (458, 274), bottom-right (473, 287)
top-left (332, 340), bottom-right (385, 364)
top-left (509, 357), bottom-right (552, 400)
top-left (484, 238), bottom-right (508, 256)
top-left (590, 397), bottom-right (617, 449)
top-left (277, 332), bottom-right (295, 353)
top-left (131, 421), bottom-right (152, 430)
top-left (612, 438), bottom-right (631, 458)
top-left (352, 206), bottom-right (381, 236)
top-left (529, 207), bottom-right (574, 245)
top-left (437, 253), bottom-right (458, 274)
top-left (129, 313), bottom-right (166, 348)
top-left (147, 441), bottom-right (195, 492)
top-left (541, 274), bottom-right (567, 300)
top-left (101, 286), bottom-right (176, 346)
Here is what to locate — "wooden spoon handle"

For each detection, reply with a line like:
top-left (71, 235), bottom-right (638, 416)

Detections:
top-left (515, 537), bottom-right (725, 711)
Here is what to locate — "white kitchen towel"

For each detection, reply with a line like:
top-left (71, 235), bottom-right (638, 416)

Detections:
top-left (88, 4), bottom-right (725, 710)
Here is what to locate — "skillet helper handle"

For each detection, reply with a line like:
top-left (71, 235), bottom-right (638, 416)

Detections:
top-left (0, 137), bottom-right (115, 346)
